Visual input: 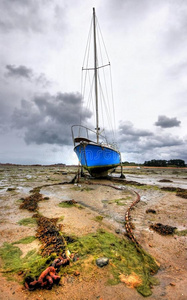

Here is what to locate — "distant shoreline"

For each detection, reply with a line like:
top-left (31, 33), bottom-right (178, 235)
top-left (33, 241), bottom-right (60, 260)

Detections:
top-left (0, 163), bottom-right (186, 170)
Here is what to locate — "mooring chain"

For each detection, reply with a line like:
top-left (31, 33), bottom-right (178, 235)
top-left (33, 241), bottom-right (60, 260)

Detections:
top-left (124, 191), bottom-right (141, 247)
top-left (31, 176), bottom-right (141, 249)
top-left (87, 181), bottom-right (141, 247)
top-left (23, 176), bottom-right (142, 290)
top-left (34, 176), bottom-right (142, 248)
top-left (25, 256), bottom-right (70, 290)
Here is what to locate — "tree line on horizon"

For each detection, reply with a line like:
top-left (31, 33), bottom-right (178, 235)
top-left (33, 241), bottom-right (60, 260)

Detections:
top-left (122, 159), bottom-right (186, 167)
top-left (143, 159), bottom-right (186, 167)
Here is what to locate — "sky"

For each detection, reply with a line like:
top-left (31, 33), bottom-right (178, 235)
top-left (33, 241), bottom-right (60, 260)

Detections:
top-left (0, 0), bottom-right (187, 165)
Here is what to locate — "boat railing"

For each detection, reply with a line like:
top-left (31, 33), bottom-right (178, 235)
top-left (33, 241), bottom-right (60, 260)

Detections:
top-left (71, 125), bottom-right (108, 146)
top-left (100, 141), bottom-right (119, 151)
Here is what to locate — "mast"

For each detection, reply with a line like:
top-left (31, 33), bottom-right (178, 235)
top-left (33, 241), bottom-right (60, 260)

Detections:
top-left (93, 7), bottom-right (99, 143)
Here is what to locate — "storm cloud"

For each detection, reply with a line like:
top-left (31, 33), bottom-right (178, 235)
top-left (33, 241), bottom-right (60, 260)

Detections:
top-left (117, 119), bottom-right (186, 162)
top-left (119, 126), bottom-right (186, 163)
top-left (5, 64), bottom-right (52, 87)
top-left (155, 115), bottom-right (181, 128)
top-left (118, 122), bottom-right (183, 151)
top-left (12, 92), bottom-right (92, 146)
top-left (119, 121), bottom-right (153, 142)
top-left (6, 65), bottom-right (33, 79)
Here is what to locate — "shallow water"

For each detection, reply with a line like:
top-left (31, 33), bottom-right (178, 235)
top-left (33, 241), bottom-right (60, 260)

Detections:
top-left (125, 174), bottom-right (187, 189)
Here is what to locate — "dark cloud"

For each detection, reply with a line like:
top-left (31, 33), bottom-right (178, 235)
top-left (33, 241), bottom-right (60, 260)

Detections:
top-left (141, 134), bottom-right (183, 150)
top-left (36, 73), bottom-right (51, 88)
top-left (6, 65), bottom-right (33, 79)
top-left (138, 134), bottom-right (186, 162)
top-left (5, 65), bottom-right (52, 87)
top-left (119, 121), bottom-right (153, 142)
top-left (117, 121), bottom-right (185, 161)
top-left (155, 115), bottom-right (181, 128)
top-left (12, 92), bottom-right (92, 146)
top-left (119, 129), bottom-right (187, 163)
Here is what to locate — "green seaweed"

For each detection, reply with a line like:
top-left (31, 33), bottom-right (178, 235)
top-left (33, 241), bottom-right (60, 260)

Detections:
top-left (94, 216), bottom-right (104, 222)
top-left (77, 204), bottom-right (85, 209)
top-left (81, 187), bottom-right (94, 192)
top-left (71, 186), bottom-right (82, 191)
top-left (58, 201), bottom-right (77, 208)
top-left (136, 185), bottom-right (159, 191)
top-left (67, 229), bottom-right (159, 297)
top-left (29, 187), bottom-right (41, 193)
top-left (175, 229), bottom-right (187, 236)
top-left (0, 243), bottom-right (23, 272)
top-left (17, 218), bottom-right (37, 226)
top-left (70, 186), bottom-right (94, 192)
top-left (58, 216), bottom-right (65, 222)
top-left (109, 198), bottom-right (127, 206)
top-left (0, 242), bottom-right (57, 279)
top-left (13, 236), bottom-right (36, 244)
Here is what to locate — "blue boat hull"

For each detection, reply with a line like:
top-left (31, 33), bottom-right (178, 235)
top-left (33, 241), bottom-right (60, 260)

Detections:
top-left (74, 143), bottom-right (120, 177)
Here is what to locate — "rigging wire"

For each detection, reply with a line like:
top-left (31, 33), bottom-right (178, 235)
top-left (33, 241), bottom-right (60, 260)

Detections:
top-left (109, 64), bottom-right (117, 141)
top-left (96, 17), bottom-right (116, 141)
top-left (86, 73), bottom-right (94, 117)
top-left (97, 34), bottom-right (114, 133)
top-left (80, 11), bottom-right (117, 144)
top-left (97, 73), bottom-right (114, 137)
top-left (81, 18), bottom-right (93, 125)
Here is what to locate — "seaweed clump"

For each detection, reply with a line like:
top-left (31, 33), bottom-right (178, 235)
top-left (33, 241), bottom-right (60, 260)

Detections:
top-left (159, 179), bottom-right (173, 183)
top-left (175, 229), bottom-right (187, 236)
top-left (176, 189), bottom-right (187, 199)
top-left (18, 217), bottom-right (37, 226)
top-left (150, 223), bottom-right (177, 235)
top-left (68, 229), bottom-right (159, 297)
top-left (58, 199), bottom-right (77, 208)
top-left (161, 187), bottom-right (187, 199)
top-left (13, 236), bottom-right (36, 244)
top-left (35, 215), bottom-right (66, 256)
top-left (19, 192), bottom-right (43, 211)
top-left (0, 241), bottom-right (46, 274)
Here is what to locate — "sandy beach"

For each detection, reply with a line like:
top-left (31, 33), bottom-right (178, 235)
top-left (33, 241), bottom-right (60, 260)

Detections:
top-left (0, 165), bottom-right (186, 300)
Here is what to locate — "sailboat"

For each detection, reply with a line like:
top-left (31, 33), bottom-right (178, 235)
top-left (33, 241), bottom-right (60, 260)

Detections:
top-left (71, 8), bottom-right (122, 178)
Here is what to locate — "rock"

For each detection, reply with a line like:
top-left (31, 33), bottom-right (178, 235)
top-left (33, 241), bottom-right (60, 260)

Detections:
top-left (96, 257), bottom-right (109, 268)
top-left (115, 229), bottom-right (120, 234)
top-left (146, 209), bottom-right (156, 214)
top-left (170, 282), bottom-right (176, 286)
top-left (72, 254), bottom-right (79, 262)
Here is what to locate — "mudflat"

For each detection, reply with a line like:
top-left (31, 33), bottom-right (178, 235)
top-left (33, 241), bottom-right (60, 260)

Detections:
top-left (0, 165), bottom-right (186, 300)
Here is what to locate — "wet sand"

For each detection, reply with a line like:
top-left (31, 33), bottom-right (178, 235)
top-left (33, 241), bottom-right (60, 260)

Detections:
top-left (0, 165), bottom-right (186, 299)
